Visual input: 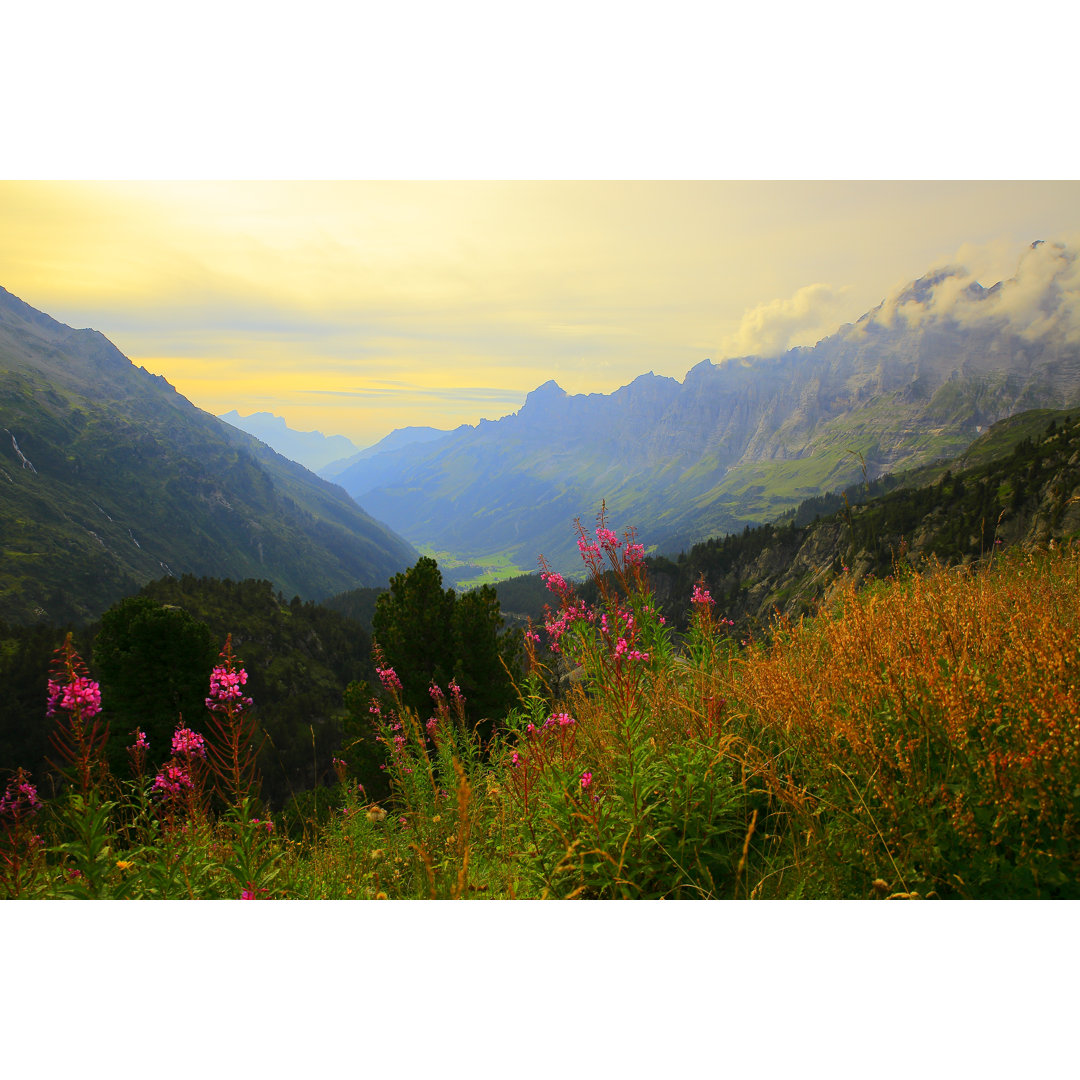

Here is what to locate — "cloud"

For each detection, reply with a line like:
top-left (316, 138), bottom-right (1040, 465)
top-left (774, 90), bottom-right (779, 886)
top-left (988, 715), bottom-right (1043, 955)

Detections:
top-left (870, 235), bottom-right (1080, 345)
top-left (302, 384), bottom-right (525, 408)
top-left (719, 283), bottom-right (850, 359)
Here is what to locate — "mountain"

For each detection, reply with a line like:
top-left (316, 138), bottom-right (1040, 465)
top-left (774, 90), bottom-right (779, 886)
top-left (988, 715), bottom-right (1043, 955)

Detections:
top-left (218, 410), bottom-right (359, 472)
top-left (320, 425), bottom-right (452, 481)
top-left (643, 405), bottom-right (1080, 638)
top-left (327, 241), bottom-right (1080, 575)
top-left (0, 287), bottom-right (418, 624)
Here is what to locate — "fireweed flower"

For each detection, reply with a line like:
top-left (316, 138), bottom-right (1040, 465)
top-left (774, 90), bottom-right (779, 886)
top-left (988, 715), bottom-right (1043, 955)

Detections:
top-left (376, 666), bottom-right (403, 693)
top-left (132, 730), bottom-right (150, 751)
top-left (553, 712), bottom-right (575, 727)
top-left (595, 527), bottom-right (620, 549)
top-left (0, 771), bottom-right (42, 818)
top-left (151, 763), bottom-right (193, 798)
top-left (580, 771), bottom-right (593, 790)
top-left (45, 679), bottom-right (63, 718)
top-left (206, 665), bottom-right (252, 712)
top-left (60, 676), bottom-right (102, 718)
top-left (448, 680), bottom-right (465, 709)
top-left (171, 725), bottom-right (207, 758)
top-left (691, 583), bottom-right (714, 607)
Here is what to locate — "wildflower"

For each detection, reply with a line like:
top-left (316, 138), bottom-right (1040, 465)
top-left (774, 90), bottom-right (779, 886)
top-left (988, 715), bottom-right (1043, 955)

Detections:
top-left (580, 771), bottom-right (593, 790)
top-left (691, 583), bottom-right (714, 607)
top-left (0, 770), bottom-right (42, 818)
top-left (552, 712), bottom-right (575, 727)
top-left (376, 665), bottom-right (403, 693)
top-left (171, 725), bottom-right (207, 758)
top-left (511, 752), bottom-right (520, 767)
top-left (206, 664), bottom-right (252, 712)
top-left (541, 570), bottom-right (570, 596)
top-left (596, 527), bottom-right (619, 549)
top-left (151, 763), bottom-right (193, 798)
top-left (623, 541), bottom-right (645, 566)
top-left (45, 679), bottom-right (63, 717)
top-left (131, 730), bottom-right (150, 751)
top-left (116, 860), bottom-right (134, 871)
top-left (60, 676), bottom-right (102, 718)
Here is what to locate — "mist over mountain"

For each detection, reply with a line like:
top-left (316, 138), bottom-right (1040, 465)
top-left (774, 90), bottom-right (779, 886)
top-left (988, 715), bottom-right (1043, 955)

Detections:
top-left (327, 241), bottom-right (1080, 574)
top-left (321, 425), bottom-right (452, 481)
top-left (0, 287), bottom-right (417, 624)
top-left (219, 410), bottom-right (359, 472)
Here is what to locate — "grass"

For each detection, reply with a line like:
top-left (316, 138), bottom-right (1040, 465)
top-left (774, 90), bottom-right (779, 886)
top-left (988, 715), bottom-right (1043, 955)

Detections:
top-left (415, 545), bottom-right (532, 588)
top-left (5, 517), bottom-right (1080, 900)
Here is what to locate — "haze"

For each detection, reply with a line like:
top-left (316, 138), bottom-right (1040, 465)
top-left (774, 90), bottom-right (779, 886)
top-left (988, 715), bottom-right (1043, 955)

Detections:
top-left (1, 179), bottom-right (1077, 448)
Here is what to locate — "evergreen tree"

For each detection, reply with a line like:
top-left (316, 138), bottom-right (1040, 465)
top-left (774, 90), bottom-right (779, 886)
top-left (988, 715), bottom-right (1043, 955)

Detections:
top-left (372, 558), bottom-right (520, 735)
top-left (93, 595), bottom-right (218, 771)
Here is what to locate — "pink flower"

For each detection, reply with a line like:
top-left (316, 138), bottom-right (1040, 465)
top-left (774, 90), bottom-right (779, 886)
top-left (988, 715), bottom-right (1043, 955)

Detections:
top-left (553, 712), bottom-right (575, 727)
top-left (0, 771), bottom-right (42, 818)
top-left (596, 527), bottom-right (619, 549)
top-left (45, 679), bottom-right (63, 718)
top-left (541, 570), bottom-right (570, 596)
top-left (691, 583), bottom-right (714, 607)
top-left (151, 763), bottom-right (193, 798)
top-left (580, 771), bottom-right (593, 790)
top-left (131, 730), bottom-right (150, 751)
top-left (623, 542), bottom-right (645, 566)
top-left (60, 676), bottom-right (102, 718)
top-left (376, 665), bottom-right (403, 693)
top-left (206, 665), bottom-right (252, 712)
top-left (171, 725), bottom-right (207, 758)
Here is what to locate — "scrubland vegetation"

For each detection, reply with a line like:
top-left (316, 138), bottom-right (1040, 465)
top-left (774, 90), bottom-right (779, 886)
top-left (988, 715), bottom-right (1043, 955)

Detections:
top-left (4, 511), bottom-right (1079, 900)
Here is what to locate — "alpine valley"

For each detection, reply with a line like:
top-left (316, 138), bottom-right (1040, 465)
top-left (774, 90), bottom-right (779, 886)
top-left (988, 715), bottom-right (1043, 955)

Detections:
top-left (323, 241), bottom-right (1080, 577)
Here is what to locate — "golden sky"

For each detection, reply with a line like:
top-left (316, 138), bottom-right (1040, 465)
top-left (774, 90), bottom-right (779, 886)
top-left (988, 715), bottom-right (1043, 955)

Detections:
top-left (2, 180), bottom-right (1078, 448)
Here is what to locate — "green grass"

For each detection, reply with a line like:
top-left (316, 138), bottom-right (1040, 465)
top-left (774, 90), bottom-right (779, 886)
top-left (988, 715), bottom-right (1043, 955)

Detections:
top-left (415, 545), bottom-right (532, 588)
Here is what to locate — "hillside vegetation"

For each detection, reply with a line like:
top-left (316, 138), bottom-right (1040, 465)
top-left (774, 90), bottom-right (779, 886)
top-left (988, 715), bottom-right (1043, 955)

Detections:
top-left (4, 514), bottom-right (1078, 899)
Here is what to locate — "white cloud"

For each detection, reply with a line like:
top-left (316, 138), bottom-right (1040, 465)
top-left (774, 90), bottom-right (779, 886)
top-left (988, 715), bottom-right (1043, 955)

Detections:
top-left (870, 236), bottom-right (1080, 345)
top-left (719, 282), bottom-right (849, 359)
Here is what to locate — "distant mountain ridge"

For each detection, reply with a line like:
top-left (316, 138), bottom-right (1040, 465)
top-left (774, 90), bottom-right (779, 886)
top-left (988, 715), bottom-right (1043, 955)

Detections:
top-left (0, 286), bottom-right (417, 624)
top-left (321, 425), bottom-right (452, 480)
top-left (326, 241), bottom-right (1080, 574)
top-left (219, 410), bottom-right (359, 472)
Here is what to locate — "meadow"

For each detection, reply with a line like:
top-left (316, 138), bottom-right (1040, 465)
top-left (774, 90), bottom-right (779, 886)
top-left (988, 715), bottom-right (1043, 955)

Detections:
top-left (4, 515), bottom-right (1078, 900)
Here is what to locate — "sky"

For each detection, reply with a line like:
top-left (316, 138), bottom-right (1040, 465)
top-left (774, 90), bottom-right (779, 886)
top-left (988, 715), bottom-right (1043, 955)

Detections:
top-left (2, 179), bottom-right (1078, 449)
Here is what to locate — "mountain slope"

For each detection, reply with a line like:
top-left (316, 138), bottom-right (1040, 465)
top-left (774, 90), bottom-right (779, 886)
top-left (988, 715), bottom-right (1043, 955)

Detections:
top-left (644, 406), bottom-right (1080, 638)
top-left (0, 287), bottom-right (418, 624)
top-left (328, 241), bottom-right (1080, 574)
